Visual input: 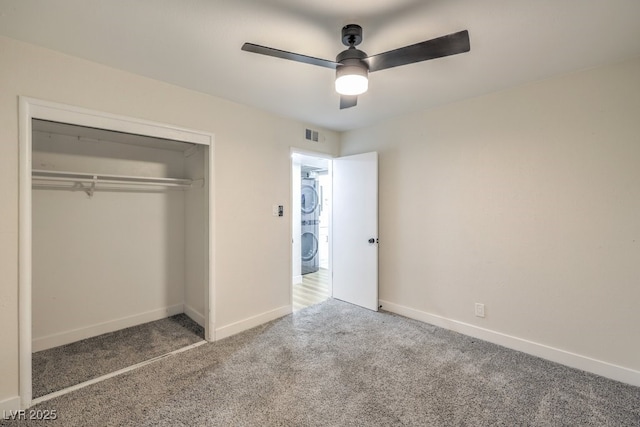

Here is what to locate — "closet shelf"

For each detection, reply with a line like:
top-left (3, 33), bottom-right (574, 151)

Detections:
top-left (32, 169), bottom-right (201, 196)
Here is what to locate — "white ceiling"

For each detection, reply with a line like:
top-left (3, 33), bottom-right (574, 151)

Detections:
top-left (2, 0), bottom-right (640, 132)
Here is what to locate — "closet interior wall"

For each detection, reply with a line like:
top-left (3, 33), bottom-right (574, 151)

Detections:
top-left (184, 143), bottom-right (208, 326)
top-left (31, 121), bottom-right (206, 351)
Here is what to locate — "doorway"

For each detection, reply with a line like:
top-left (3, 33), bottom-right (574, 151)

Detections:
top-left (19, 97), bottom-right (215, 408)
top-left (291, 150), bottom-right (380, 314)
top-left (291, 152), bottom-right (332, 311)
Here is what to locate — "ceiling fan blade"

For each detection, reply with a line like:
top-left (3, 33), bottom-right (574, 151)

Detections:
top-left (366, 30), bottom-right (470, 72)
top-left (242, 43), bottom-right (338, 69)
top-left (340, 95), bottom-right (358, 109)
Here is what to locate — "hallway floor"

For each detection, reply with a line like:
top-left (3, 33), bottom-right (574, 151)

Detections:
top-left (293, 268), bottom-right (329, 311)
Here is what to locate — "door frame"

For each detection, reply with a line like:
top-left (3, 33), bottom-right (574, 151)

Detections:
top-left (18, 97), bottom-right (216, 408)
top-left (290, 148), bottom-right (334, 309)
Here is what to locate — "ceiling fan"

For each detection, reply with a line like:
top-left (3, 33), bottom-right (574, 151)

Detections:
top-left (242, 24), bottom-right (470, 109)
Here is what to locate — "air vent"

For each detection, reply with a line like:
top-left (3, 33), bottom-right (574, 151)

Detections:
top-left (305, 128), bottom-right (319, 142)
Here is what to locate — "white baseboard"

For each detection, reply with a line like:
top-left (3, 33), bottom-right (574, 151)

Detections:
top-left (292, 275), bottom-right (303, 285)
top-left (379, 300), bottom-right (640, 387)
top-left (0, 396), bottom-right (21, 413)
top-left (183, 303), bottom-right (205, 327)
top-left (215, 305), bottom-right (291, 341)
top-left (32, 304), bottom-right (184, 352)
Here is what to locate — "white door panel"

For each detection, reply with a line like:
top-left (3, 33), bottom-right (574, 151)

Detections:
top-left (332, 151), bottom-right (378, 311)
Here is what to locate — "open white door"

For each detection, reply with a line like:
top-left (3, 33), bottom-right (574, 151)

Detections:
top-left (332, 151), bottom-right (378, 311)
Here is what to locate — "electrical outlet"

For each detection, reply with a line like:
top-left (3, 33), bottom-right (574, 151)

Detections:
top-left (475, 303), bottom-right (485, 318)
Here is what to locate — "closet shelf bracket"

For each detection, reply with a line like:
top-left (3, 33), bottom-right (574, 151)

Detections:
top-left (87, 176), bottom-right (97, 198)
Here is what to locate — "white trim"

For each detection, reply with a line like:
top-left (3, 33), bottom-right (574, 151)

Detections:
top-left (215, 305), bottom-right (291, 341)
top-left (206, 141), bottom-right (216, 342)
top-left (31, 340), bottom-right (207, 406)
top-left (18, 97), bottom-right (33, 407)
top-left (292, 275), bottom-right (303, 285)
top-left (290, 147), bottom-right (335, 160)
top-left (32, 304), bottom-right (184, 352)
top-left (184, 303), bottom-right (205, 327)
top-left (379, 300), bottom-right (640, 387)
top-left (20, 97), bottom-right (211, 146)
top-left (0, 396), bottom-right (21, 413)
top-left (18, 97), bottom-right (216, 408)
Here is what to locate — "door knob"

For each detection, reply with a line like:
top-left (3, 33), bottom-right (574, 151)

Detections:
top-left (368, 238), bottom-right (377, 244)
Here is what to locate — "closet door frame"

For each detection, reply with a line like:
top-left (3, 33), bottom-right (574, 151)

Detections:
top-left (18, 97), bottom-right (216, 408)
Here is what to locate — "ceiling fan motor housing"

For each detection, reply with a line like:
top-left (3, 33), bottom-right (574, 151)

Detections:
top-left (336, 45), bottom-right (368, 69)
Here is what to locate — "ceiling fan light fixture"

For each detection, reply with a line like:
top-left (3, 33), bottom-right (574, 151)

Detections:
top-left (335, 64), bottom-right (368, 96)
top-left (242, 24), bottom-right (470, 109)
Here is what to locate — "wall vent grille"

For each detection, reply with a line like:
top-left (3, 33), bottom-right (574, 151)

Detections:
top-left (305, 129), bottom-right (319, 142)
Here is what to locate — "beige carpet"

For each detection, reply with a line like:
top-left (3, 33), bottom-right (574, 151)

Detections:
top-left (32, 314), bottom-right (204, 398)
top-left (7, 299), bottom-right (638, 426)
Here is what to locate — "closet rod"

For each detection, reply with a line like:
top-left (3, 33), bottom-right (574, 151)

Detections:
top-left (32, 175), bottom-right (191, 188)
top-left (32, 169), bottom-right (193, 187)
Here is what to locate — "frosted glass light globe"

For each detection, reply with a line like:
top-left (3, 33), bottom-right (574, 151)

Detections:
top-left (335, 74), bottom-right (368, 95)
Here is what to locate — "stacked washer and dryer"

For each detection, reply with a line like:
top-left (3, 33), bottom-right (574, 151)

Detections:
top-left (301, 176), bottom-right (320, 275)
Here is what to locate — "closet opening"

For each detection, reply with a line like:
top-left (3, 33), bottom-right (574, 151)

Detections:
top-left (19, 98), bottom-right (215, 408)
top-left (291, 152), bottom-right (331, 311)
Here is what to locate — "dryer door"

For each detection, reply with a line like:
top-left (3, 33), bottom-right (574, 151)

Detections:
top-left (301, 182), bottom-right (319, 214)
top-left (301, 231), bottom-right (319, 261)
